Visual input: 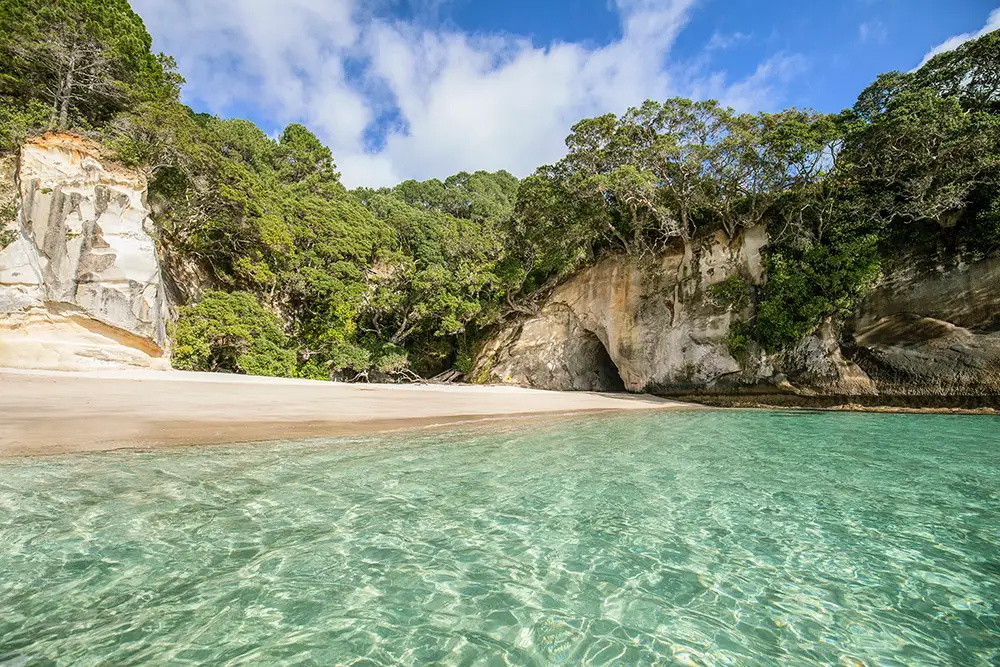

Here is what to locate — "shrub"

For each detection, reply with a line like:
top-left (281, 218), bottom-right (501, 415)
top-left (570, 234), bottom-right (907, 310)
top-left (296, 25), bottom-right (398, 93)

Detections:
top-left (755, 233), bottom-right (881, 352)
top-left (961, 192), bottom-right (1000, 255)
top-left (707, 274), bottom-right (750, 310)
top-left (375, 348), bottom-right (410, 375)
top-left (0, 227), bottom-right (15, 249)
top-left (724, 320), bottom-right (753, 359)
top-left (0, 99), bottom-right (50, 151)
top-left (754, 255), bottom-right (828, 351)
top-left (171, 291), bottom-right (295, 377)
top-left (1, 195), bottom-right (18, 249)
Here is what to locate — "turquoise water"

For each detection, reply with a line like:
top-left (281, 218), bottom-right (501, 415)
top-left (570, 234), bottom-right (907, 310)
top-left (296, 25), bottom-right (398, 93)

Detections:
top-left (1, 411), bottom-right (998, 666)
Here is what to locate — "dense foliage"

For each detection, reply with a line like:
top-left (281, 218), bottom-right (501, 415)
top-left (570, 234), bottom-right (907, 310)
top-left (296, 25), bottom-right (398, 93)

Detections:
top-left (0, 0), bottom-right (179, 145)
top-left (112, 107), bottom-right (522, 378)
top-left (171, 291), bottom-right (295, 377)
top-left (751, 32), bottom-right (1000, 350)
top-left (1, 0), bottom-right (997, 377)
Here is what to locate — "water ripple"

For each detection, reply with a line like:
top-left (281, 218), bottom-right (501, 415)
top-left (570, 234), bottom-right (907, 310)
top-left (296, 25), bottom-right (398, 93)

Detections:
top-left (1, 411), bottom-right (998, 665)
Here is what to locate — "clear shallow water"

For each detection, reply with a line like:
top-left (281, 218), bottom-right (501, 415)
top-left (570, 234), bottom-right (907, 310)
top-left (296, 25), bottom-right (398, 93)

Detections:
top-left (1, 411), bottom-right (998, 666)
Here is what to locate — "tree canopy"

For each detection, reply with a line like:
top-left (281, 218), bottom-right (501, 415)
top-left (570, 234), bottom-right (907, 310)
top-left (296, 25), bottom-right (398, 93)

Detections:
top-left (0, 0), bottom-right (178, 143)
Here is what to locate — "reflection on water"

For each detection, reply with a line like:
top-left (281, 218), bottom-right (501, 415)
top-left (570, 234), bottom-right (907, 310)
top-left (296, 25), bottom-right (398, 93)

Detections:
top-left (1, 411), bottom-right (998, 665)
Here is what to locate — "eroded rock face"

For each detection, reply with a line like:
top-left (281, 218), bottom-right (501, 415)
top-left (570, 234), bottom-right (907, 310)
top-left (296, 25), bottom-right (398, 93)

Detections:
top-left (476, 226), bottom-right (1000, 398)
top-left (845, 257), bottom-right (1000, 395)
top-left (0, 134), bottom-right (169, 370)
top-left (477, 304), bottom-right (625, 391)
top-left (777, 320), bottom-right (877, 396)
top-left (476, 228), bottom-right (767, 392)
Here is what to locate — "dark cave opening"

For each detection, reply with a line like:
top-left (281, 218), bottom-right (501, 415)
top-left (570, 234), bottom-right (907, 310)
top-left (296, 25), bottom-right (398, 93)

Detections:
top-left (584, 329), bottom-right (627, 392)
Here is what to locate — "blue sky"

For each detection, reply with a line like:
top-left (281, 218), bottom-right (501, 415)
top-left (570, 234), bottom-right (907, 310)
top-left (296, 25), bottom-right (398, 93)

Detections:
top-left (131, 0), bottom-right (1000, 187)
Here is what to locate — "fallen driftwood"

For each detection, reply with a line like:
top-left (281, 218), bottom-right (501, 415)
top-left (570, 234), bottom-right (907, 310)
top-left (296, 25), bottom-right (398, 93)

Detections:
top-left (429, 369), bottom-right (465, 384)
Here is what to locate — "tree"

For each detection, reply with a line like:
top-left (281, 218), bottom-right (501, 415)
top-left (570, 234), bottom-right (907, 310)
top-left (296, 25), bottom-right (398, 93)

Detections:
top-left (172, 291), bottom-right (296, 377)
top-left (914, 29), bottom-right (1000, 113)
top-left (842, 72), bottom-right (999, 229)
top-left (277, 124), bottom-right (340, 185)
top-left (0, 0), bottom-right (176, 132)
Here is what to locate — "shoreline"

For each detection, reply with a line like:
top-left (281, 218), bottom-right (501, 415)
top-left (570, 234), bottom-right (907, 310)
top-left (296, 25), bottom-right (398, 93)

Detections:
top-left (667, 393), bottom-right (999, 415)
top-left (0, 369), bottom-right (696, 457)
top-left (5, 369), bottom-right (994, 459)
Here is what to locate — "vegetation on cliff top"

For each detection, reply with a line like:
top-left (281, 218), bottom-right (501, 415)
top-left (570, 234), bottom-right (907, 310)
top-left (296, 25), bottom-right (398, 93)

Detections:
top-left (1, 0), bottom-right (997, 377)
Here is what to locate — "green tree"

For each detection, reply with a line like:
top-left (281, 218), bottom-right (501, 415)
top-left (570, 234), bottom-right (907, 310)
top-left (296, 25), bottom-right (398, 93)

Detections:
top-left (172, 291), bottom-right (296, 377)
top-left (913, 29), bottom-right (1000, 113)
top-left (841, 30), bottom-right (1000, 235)
top-left (355, 181), bottom-right (516, 373)
top-left (277, 123), bottom-right (340, 185)
top-left (0, 0), bottom-right (177, 135)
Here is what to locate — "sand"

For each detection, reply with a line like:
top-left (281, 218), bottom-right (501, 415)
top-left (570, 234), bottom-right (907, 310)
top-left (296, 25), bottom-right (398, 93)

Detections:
top-left (0, 369), bottom-right (695, 456)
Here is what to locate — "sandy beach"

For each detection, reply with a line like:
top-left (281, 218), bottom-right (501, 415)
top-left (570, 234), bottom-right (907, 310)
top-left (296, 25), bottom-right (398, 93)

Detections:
top-left (0, 369), bottom-right (693, 456)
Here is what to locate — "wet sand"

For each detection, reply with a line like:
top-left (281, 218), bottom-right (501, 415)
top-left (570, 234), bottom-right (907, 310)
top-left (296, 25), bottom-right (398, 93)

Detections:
top-left (0, 369), bottom-right (695, 456)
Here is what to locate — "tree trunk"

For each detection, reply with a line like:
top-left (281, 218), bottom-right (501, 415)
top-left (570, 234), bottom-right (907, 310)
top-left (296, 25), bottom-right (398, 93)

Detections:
top-left (48, 74), bottom-right (62, 129)
top-left (58, 52), bottom-right (76, 130)
top-left (391, 312), bottom-right (413, 344)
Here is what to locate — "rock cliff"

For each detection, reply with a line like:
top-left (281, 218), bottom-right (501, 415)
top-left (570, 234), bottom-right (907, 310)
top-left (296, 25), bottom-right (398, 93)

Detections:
top-left (476, 228), bottom-right (767, 393)
top-left (0, 134), bottom-right (170, 370)
top-left (845, 256), bottom-right (1000, 396)
top-left (474, 228), bottom-right (1000, 399)
top-left (2, 135), bottom-right (997, 396)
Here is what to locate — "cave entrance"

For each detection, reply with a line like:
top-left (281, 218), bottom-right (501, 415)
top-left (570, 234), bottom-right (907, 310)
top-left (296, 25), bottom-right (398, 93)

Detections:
top-left (582, 329), bottom-right (626, 392)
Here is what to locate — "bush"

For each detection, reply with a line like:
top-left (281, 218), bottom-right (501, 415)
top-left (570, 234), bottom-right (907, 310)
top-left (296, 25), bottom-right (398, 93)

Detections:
top-left (0, 227), bottom-right (15, 249)
top-left (754, 254), bottom-right (828, 351)
top-left (375, 348), bottom-right (410, 376)
top-left (1, 182), bottom-right (18, 249)
top-left (755, 233), bottom-right (881, 352)
top-left (0, 99), bottom-right (49, 151)
top-left (724, 320), bottom-right (753, 359)
top-left (960, 192), bottom-right (1000, 255)
top-left (171, 291), bottom-right (296, 377)
top-left (707, 274), bottom-right (750, 310)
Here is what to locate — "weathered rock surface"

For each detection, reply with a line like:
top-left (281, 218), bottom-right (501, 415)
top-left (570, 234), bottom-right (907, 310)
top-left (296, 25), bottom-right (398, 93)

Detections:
top-left (475, 226), bottom-right (1000, 399)
top-left (0, 134), bottom-right (169, 370)
top-left (844, 257), bottom-right (1000, 395)
top-left (478, 304), bottom-right (626, 391)
top-left (776, 320), bottom-right (877, 396)
top-left (476, 228), bottom-right (768, 392)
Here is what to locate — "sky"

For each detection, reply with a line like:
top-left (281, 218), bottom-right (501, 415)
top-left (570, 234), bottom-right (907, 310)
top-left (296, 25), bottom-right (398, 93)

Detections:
top-left (129, 0), bottom-right (1000, 188)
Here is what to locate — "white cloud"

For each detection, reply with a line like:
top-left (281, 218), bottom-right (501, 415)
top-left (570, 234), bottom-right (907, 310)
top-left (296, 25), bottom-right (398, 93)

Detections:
top-left (918, 8), bottom-right (1000, 67)
top-left (706, 31), bottom-right (751, 51)
top-left (671, 52), bottom-right (806, 114)
top-left (715, 54), bottom-right (807, 111)
top-left (131, 0), bottom-right (804, 187)
top-left (858, 20), bottom-right (887, 45)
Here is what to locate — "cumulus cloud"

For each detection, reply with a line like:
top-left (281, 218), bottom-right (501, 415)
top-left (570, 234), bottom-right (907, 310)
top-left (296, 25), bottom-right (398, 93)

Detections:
top-left (131, 0), bottom-right (804, 187)
top-left (917, 8), bottom-right (1000, 67)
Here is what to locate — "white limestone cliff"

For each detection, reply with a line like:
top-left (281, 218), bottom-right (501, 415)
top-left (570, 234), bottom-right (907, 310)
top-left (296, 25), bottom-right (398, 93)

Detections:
top-left (0, 134), bottom-right (170, 370)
